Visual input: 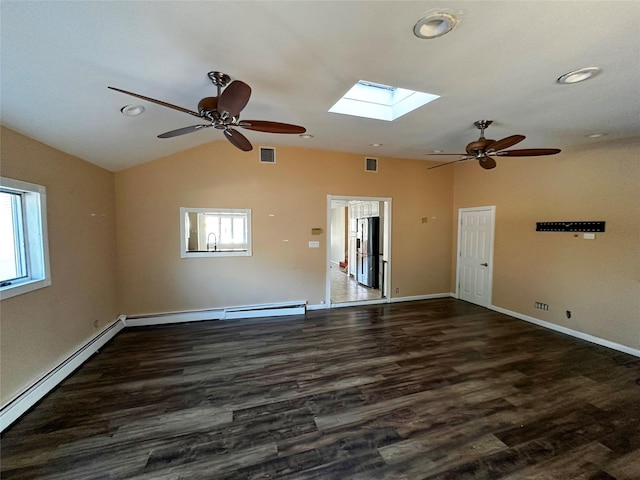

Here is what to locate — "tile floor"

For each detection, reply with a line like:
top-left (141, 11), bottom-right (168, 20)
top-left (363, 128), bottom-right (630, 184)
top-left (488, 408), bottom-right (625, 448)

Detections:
top-left (330, 265), bottom-right (382, 303)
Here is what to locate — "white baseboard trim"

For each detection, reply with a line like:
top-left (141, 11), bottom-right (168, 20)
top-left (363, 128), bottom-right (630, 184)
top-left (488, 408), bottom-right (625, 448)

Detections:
top-left (389, 293), bottom-right (455, 303)
top-left (331, 298), bottom-right (389, 308)
top-left (0, 315), bottom-right (126, 433)
top-left (307, 303), bottom-right (329, 310)
top-left (310, 293), bottom-right (454, 310)
top-left (490, 305), bottom-right (640, 358)
top-left (125, 300), bottom-right (306, 327)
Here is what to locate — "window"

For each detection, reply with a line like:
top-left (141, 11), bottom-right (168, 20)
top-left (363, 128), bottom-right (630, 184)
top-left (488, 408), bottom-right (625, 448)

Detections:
top-left (328, 80), bottom-right (440, 121)
top-left (0, 177), bottom-right (51, 299)
top-left (180, 207), bottom-right (252, 258)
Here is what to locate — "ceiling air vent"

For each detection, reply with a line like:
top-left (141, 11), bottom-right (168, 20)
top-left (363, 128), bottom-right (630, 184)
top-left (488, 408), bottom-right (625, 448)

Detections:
top-left (259, 147), bottom-right (276, 164)
top-left (365, 157), bottom-right (378, 172)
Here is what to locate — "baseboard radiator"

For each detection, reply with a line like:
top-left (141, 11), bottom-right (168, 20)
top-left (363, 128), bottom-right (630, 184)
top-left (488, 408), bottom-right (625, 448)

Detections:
top-left (0, 316), bottom-right (126, 432)
top-left (1, 301), bottom-right (306, 432)
top-left (124, 300), bottom-right (306, 327)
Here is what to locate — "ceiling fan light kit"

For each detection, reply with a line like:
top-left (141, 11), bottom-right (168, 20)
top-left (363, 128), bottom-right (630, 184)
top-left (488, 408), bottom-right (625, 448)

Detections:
top-left (428, 120), bottom-right (561, 170)
top-left (109, 71), bottom-right (306, 152)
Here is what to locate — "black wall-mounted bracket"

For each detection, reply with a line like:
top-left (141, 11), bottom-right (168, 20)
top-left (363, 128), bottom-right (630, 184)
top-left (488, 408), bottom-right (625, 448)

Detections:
top-left (536, 221), bottom-right (605, 232)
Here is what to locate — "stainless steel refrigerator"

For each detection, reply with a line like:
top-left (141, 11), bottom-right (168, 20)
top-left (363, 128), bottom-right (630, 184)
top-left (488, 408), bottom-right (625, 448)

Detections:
top-left (356, 216), bottom-right (380, 288)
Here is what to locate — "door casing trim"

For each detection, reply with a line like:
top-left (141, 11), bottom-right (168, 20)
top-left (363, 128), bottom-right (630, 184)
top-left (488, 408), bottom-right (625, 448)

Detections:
top-left (326, 195), bottom-right (392, 307)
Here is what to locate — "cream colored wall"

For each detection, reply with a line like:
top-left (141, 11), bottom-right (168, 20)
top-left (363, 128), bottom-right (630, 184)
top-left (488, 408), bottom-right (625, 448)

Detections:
top-left (0, 127), bottom-right (118, 406)
top-left (115, 141), bottom-right (454, 315)
top-left (452, 138), bottom-right (640, 350)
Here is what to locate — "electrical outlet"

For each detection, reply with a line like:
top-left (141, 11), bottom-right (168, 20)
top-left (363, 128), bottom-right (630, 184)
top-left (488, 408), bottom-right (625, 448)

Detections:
top-left (395, 288), bottom-right (400, 294)
top-left (566, 310), bottom-right (572, 319)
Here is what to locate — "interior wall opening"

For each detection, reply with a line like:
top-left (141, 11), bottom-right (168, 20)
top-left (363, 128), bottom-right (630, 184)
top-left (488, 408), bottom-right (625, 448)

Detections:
top-left (327, 195), bottom-right (391, 306)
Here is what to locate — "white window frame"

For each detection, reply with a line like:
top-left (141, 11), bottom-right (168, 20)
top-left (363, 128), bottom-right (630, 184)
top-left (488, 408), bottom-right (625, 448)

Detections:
top-left (180, 207), bottom-right (252, 258)
top-left (0, 177), bottom-right (51, 300)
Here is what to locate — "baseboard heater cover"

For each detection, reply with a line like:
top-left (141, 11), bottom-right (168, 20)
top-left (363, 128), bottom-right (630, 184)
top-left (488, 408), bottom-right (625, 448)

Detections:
top-left (0, 316), bottom-right (126, 432)
top-left (125, 300), bottom-right (307, 326)
top-left (0, 301), bottom-right (306, 432)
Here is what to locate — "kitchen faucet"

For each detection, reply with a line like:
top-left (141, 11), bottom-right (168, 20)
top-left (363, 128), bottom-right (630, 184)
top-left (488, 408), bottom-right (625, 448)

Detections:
top-left (207, 232), bottom-right (217, 251)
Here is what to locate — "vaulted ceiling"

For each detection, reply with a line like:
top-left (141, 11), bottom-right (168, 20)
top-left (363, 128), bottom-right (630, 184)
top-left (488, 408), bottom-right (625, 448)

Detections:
top-left (1, 1), bottom-right (639, 171)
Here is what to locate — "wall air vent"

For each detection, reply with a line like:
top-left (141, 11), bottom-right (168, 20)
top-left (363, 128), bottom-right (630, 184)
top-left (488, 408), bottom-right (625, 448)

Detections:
top-left (259, 147), bottom-right (276, 164)
top-left (365, 157), bottom-right (378, 172)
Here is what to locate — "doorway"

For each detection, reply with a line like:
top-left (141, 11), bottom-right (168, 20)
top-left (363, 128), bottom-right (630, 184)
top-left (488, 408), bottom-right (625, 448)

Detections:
top-left (456, 206), bottom-right (495, 308)
top-left (327, 195), bottom-right (392, 306)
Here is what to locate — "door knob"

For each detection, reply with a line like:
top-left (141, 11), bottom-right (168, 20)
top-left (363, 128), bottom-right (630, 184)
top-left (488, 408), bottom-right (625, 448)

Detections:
top-left (480, 263), bottom-right (488, 267)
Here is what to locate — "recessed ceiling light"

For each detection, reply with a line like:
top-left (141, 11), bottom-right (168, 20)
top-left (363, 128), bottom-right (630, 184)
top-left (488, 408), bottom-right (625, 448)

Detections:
top-left (120, 104), bottom-right (145, 116)
top-left (370, 143), bottom-right (383, 147)
top-left (587, 133), bottom-right (607, 138)
top-left (413, 13), bottom-right (458, 39)
top-left (299, 134), bottom-right (314, 139)
top-left (557, 67), bottom-right (601, 84)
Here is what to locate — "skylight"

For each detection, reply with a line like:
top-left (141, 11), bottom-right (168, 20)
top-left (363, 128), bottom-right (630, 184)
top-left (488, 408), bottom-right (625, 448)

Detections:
top-left (329, 80), bottom-right (440, 121)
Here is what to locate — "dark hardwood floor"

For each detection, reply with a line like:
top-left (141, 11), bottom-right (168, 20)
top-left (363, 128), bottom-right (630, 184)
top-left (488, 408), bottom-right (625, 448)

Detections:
top-left (2, 299), bottom-right (639, 479)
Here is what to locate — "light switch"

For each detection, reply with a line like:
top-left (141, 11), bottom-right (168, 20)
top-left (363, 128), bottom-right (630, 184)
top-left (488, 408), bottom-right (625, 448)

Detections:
top-left (583, 233), bottom-right (596, 240)
top-left (308, 241), bottom-right (320, 248)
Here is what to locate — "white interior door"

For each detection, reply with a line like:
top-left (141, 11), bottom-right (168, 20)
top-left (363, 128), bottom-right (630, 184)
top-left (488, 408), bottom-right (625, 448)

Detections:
top-left (457, 206), bottom-right (495, 307)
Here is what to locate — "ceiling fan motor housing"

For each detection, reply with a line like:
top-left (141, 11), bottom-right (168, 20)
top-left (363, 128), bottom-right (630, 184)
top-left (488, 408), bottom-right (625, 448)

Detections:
top-left (198, 97), bottom-right (219, 121)
top-left (466, 137), bottom-right (495, 157)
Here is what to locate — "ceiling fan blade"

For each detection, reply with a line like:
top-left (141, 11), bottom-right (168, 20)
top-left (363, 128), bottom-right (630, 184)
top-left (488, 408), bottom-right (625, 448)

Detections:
top-left (496, 148), bottom-right (561, 156)
top-left (479, 157), bottom-right (497, 170)
top-left (108, 86), bottom-right (200, 117)
top-left (486, 135), bottom-right (525, 153)
top-left (224, 128), bottom-right (253, 151)
top-left (158, 124), bottom-right (211, 139)
top-left (238, 120), bottom-right (306, 134)
top-left (428, 157), bottom-right (472, 170)
top-left (217, 80), bottom-right (252, 118)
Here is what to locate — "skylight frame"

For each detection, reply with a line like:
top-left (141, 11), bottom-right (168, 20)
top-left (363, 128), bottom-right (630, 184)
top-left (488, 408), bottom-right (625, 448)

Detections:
top-left (329, 80), bottom-right (440, 121)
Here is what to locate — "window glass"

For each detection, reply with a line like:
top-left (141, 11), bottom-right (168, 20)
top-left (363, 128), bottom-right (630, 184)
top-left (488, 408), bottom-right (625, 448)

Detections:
top-left (180, 207), bottom-right (251, 257)
top-left (0, 191), bottom-right (27, 282)
top-left (0, 177), bottom-right (51, 299)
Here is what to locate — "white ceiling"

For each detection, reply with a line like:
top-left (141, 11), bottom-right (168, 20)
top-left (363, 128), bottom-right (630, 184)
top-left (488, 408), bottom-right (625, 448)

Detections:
top-left (2, 1), bottom-right (639, 172)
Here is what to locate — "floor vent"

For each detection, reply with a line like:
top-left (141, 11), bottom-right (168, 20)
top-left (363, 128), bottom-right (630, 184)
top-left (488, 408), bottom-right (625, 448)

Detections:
top-left (260, 147), bottom-right (276, 164)
top-left (365, 157), bottom-right (378, 172)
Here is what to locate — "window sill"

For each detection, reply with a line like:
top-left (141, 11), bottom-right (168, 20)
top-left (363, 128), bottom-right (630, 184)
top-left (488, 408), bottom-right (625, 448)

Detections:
top-left (181, 250), bottom-right (251, 258)
top-left (0, 278), bottom-right (51, 300)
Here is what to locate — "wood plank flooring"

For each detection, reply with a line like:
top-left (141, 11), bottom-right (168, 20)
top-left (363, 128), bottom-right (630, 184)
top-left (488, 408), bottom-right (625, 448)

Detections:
top-left (2, 299), bottom-right (639, 479)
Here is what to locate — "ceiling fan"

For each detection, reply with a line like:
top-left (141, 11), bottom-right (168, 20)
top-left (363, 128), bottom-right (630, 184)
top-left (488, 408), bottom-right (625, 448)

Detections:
top-left (108, 71), bottom-right (306, 152)
top-left (428, 120), bottom-right (561, 170)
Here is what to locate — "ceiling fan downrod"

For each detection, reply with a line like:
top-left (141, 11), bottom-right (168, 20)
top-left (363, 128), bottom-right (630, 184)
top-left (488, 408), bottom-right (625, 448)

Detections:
top-left (467, 120), bottom-right (494, 158)
top-left (474, 119), bottom-right (492, 137)
top-left (208, 71), bottom-right (231, 96)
